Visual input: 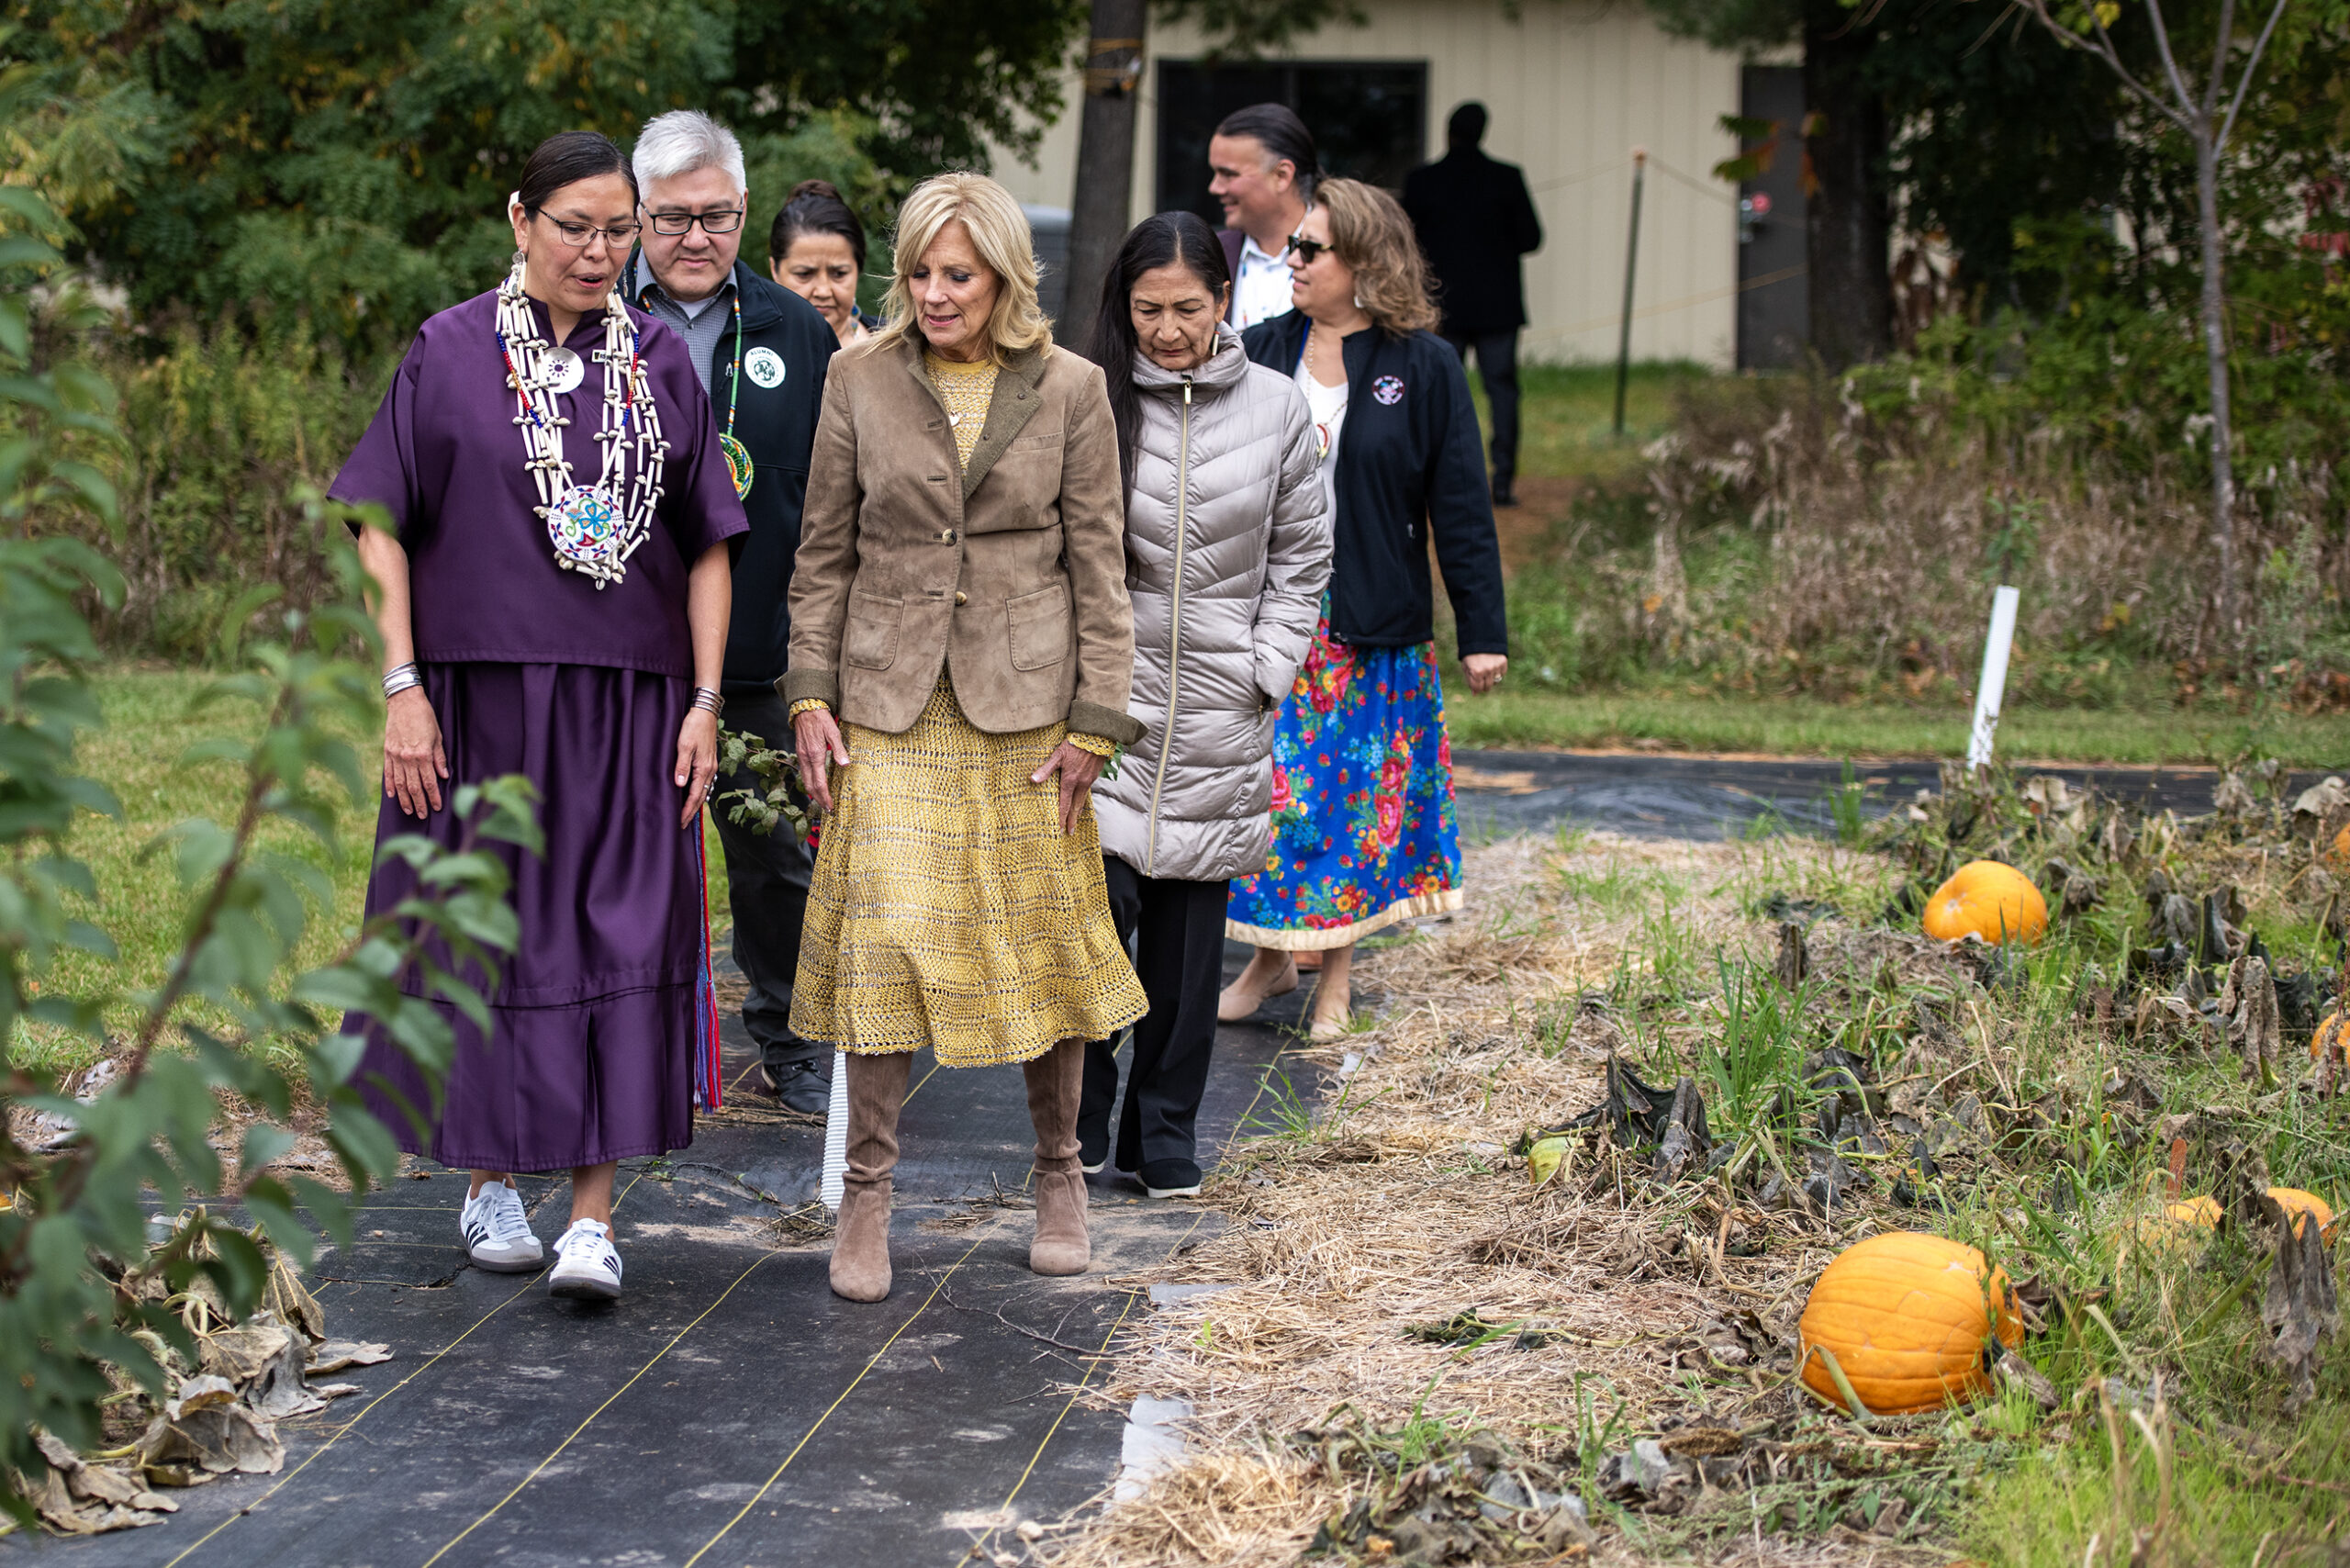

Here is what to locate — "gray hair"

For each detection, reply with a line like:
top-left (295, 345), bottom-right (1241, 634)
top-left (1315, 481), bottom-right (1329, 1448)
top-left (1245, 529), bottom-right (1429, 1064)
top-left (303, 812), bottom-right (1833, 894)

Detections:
top-left (632, 109), bottom-right (747, 195)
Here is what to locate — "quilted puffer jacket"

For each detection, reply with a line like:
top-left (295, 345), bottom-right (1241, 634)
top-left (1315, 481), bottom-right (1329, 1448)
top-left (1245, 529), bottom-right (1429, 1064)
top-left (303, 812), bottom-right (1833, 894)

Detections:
top-left (1094, 329), bottom-right (1331, 882)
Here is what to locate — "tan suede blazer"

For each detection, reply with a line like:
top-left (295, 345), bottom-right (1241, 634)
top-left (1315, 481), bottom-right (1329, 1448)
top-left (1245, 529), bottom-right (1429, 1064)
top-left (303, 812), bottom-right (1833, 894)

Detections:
top-left (783, 337), bottom-right (1145, 744)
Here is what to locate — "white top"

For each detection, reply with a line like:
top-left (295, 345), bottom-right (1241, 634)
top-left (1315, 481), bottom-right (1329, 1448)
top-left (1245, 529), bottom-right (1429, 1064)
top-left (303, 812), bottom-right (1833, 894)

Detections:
top-left (1295, 352), bottom-right (1348, 514)
top-left (1233, 234), bottom-right (1295, 330)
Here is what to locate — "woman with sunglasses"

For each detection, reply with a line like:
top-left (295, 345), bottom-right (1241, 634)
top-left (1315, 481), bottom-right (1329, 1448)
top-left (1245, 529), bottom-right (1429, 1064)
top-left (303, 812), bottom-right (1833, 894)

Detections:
top-left (330, 130), bottom-right (748, 1303)
top-left (1217, 177), bottom-right (1509, 1040)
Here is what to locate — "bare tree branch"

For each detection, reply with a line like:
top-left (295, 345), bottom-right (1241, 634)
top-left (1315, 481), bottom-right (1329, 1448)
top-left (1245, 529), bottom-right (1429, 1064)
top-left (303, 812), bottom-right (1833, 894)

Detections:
top-left (2139, 0), bottom-right (2203, 116)
top-left (2218, 0), bottom-right (2294, 154)
top-left (2199, 0), bottom-right (2242, 118)
top-left (2018, 1), bottom-right (2190, 128)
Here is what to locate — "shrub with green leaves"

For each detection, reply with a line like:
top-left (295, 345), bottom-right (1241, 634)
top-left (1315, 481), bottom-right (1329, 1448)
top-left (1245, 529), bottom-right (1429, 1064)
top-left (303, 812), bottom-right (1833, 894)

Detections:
top-left (0, 182), bottom-right (535, 1523)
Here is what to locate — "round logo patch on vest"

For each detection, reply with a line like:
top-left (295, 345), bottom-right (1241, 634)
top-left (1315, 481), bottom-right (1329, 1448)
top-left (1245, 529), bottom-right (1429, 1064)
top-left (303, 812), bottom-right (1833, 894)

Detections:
top-left (1371, 374), bottom-right (1405, 406)
top-left (744, 346), bottom-right (786, 388)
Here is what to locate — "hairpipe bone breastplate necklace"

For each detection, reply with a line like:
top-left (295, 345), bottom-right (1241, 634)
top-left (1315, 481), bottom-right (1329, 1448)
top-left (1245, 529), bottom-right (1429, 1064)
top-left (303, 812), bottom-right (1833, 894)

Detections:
top-left (717, 292), bottom-right (754, 500)
top-left (495, 261), bottom-right (669, 589)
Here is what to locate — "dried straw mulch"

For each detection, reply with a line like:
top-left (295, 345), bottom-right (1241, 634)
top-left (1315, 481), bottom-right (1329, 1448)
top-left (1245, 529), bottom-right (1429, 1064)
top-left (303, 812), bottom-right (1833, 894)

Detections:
top-left (1034, 832), bottom-right (1935, 1568)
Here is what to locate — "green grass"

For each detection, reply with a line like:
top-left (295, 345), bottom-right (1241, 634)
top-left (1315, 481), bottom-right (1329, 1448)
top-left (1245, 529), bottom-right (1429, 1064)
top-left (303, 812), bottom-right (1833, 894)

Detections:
top-left (1438, 682), bottom-right (2350, 766)
top-left (1963, 1403), bottom-right (2350, 1566)
top-left (28, 668), bottom-right (734, 1079)
top-left (27, 671), bottom-right (375, 1076)
top-left (1469, 358), bottom-right (1713, 484)
top-left (1452, 358), bottom-right (2350, 765)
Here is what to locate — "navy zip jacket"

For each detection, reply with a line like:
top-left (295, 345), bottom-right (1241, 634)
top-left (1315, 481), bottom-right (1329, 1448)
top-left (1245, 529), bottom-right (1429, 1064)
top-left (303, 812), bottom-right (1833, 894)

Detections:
top-left (1241, 312), bottom-right (1507, 656)
top-left (623, 256), bottom-right (837, 694)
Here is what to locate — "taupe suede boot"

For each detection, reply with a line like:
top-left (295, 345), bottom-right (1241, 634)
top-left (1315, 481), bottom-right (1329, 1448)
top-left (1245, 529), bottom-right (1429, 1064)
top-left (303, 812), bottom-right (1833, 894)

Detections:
top-left (829, 1050), bottom-right (910, 1302)
top-left (1023, 1038), bottom-right (1090, 1276)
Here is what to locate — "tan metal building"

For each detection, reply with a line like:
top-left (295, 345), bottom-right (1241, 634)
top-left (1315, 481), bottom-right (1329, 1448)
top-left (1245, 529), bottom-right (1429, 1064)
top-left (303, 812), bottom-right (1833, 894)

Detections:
top-left (989, 0), bottom-right (1774, 368)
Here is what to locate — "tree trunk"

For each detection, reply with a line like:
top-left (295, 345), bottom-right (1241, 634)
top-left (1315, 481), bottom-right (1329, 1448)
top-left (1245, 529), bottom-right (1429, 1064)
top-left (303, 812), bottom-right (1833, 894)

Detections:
top-left (2192, 123), bottom-right (2238, 642)
top-left (1802, 0), bottom-right (1891, 370)
top-left (1062, 2), bottom-right (1147, 361)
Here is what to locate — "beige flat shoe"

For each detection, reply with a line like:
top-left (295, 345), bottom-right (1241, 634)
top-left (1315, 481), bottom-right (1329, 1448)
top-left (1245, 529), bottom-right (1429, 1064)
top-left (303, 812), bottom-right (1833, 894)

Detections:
top-left (1216, 959), bottom-right (1298, 1023)
top-left (1304, 972), bottom-right (1354, 1042)
top-left (1307, 1010), bottom-right (1351, 1043)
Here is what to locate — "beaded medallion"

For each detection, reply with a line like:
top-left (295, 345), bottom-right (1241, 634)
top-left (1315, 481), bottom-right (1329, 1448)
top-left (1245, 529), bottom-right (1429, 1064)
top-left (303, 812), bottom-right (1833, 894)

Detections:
top-left (720, 431), bottom-right (754, 500)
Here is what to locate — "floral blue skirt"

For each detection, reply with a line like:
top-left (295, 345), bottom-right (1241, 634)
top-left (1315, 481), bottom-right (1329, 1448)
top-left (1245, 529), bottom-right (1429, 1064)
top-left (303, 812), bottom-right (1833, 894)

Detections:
top-left (1225, 614), bottom-right (1464, 951)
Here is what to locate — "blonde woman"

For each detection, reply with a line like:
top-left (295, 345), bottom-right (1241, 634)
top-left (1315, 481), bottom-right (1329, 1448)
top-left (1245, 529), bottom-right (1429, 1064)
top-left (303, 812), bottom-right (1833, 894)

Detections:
top-left (1217, 177), bottom-right (1509, 1039)
top-left (785, 173), bottom-right (1147, 1302)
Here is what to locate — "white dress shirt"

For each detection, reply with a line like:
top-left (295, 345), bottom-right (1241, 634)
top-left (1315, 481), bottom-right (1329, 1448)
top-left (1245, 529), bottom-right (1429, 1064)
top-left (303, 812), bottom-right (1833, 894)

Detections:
top-left (1232, 234), bottom-right (1296, 330)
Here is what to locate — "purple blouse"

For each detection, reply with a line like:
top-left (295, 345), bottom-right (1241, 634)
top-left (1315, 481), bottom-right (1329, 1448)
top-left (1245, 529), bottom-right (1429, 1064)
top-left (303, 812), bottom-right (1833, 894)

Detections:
top-left (331, 287), bottom-right (748, 677)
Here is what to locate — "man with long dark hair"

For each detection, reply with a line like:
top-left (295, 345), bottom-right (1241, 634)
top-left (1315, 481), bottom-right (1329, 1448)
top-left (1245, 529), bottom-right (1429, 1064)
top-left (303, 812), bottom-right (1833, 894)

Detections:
top-left (1207, 103), bottom-right (1318, 330)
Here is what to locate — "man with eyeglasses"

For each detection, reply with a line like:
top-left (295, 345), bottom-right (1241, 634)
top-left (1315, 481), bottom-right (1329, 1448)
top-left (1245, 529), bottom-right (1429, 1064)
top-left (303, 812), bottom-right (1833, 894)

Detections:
top-left (621, 109), bottom-right (840, 1117)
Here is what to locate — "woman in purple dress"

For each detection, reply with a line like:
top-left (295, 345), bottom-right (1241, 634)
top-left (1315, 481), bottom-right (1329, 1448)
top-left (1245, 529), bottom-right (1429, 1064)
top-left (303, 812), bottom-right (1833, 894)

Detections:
top-left (331, 131), bottom-right (748, 1303)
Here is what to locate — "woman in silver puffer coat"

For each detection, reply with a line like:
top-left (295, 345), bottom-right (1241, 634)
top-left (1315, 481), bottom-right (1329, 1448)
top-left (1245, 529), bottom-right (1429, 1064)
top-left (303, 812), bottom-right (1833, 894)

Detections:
top-left (1079, 212), bottom-right (1331, 1197)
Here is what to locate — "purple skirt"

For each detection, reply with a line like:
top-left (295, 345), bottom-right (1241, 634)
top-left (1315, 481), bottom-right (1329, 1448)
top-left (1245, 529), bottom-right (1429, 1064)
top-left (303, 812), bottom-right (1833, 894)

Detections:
top-left (344, 663), bottom-right (706, 1172)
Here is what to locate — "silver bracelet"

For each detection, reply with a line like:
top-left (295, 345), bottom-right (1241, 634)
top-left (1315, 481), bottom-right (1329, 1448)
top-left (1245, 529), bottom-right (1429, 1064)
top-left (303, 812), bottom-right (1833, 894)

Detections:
top-left (383, 662), bottom-right (422, 699)
top-left (690, 687), bottom-right (724, 716)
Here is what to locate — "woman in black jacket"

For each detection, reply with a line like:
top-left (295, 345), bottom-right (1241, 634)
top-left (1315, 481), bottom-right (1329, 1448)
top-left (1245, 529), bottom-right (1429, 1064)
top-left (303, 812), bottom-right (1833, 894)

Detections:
top-left (1218, 176), bottom-right (1508, 1039)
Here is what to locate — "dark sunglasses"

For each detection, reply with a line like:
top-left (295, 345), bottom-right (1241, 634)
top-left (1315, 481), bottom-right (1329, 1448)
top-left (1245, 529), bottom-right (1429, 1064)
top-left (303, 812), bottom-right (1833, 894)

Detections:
top-left (1283, 233), bottom-right (1332, 263)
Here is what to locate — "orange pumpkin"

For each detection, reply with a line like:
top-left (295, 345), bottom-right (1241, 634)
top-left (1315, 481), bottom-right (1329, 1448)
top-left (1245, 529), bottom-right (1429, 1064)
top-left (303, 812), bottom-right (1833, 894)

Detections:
top-left (1797, 1232), bottom-right (2024, 1415)
top-left (2140, 1194), bottom-right (2221, 1257)
top-left (2314, 1013), bottom-right (2346, 1062)
top-left (2267, 1187), bottom-right (2337, 1246)
top-left (2331, 823), bottom-right (2350, 871)
top-left (1922, 861), bottom-right (2048, 946)
top-left (2162, 1195), bottom-right (2221, 1228)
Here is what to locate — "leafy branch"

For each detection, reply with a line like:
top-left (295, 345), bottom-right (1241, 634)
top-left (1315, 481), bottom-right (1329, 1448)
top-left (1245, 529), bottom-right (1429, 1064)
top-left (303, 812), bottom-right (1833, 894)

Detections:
top-left (0, 175), bottom-right (538, 1525)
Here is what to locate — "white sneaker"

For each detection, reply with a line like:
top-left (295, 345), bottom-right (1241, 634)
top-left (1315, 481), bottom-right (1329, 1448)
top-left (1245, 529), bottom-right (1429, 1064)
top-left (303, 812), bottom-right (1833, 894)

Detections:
top-left (459, 1182), bottom-right (543, 1272)
top-left (549, 1218), bottom-right (623, 1301)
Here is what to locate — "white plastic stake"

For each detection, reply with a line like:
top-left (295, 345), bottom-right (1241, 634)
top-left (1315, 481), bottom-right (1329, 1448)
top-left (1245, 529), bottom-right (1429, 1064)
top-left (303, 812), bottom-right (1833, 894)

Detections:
top-left (1967, 585), bottom-right (2020, 770)
top-left (820, 1049), bottom-right (849, 1212)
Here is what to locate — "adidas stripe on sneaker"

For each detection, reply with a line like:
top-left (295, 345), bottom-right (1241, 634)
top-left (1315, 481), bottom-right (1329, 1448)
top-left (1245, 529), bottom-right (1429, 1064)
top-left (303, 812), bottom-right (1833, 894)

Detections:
top-left (549, 1217), bottom-right (623, 1301)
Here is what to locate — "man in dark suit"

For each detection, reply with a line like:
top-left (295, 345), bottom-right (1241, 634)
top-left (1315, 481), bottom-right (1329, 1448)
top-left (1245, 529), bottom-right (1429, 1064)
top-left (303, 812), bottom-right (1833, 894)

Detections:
top-left (1402, 102), bottom-right (1543, 507)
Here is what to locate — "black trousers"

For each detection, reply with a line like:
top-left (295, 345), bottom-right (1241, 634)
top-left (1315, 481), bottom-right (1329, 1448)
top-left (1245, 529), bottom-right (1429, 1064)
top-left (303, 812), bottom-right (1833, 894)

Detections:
top-left (708, 689), bottom-right (820, 1077)
top-left (1079, 857), bottom-right (1229, 1175)
top-left (1445, 329), bottom-right (1522, 494)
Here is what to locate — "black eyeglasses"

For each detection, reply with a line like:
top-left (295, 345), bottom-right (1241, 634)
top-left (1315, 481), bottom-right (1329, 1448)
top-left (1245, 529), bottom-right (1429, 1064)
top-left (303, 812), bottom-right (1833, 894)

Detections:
top-left (536, 213), bottom-right (643, 249)
top-left (1283, 233), bottom-right (1331, 263)
top-left (647, 208), bottom-right (746, 236)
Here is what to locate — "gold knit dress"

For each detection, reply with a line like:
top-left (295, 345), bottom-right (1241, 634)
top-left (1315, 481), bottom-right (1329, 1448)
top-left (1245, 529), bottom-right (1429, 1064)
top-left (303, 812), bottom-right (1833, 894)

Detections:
top-left (789, 353), bottom-right (1148, 1068)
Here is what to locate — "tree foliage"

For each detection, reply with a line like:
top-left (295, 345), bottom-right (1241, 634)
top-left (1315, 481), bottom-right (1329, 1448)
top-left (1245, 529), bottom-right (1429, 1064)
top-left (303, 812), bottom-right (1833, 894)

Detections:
top-left (0, 162), bottom-right (537, 1513)
top-left (2, 0), bottom-right (1090, 353)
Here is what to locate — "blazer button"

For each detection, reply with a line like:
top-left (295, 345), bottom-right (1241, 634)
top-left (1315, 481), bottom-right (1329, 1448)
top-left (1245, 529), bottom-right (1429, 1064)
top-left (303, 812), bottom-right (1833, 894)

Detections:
top-left (941, 529), bottom-right (958, 543)
top-left (955, 591), bottom-right (968, 606)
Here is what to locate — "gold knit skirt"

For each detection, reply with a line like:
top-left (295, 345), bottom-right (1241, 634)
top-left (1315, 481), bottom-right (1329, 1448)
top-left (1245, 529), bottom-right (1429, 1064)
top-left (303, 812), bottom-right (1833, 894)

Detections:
top-left (789, 678), bottom-right (1147, 1067)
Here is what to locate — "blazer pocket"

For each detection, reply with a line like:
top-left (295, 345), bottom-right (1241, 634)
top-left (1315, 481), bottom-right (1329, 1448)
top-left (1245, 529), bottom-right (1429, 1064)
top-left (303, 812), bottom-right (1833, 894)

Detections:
top-left (1005, 585), bottom-right (1071, 673)
top-left (843, 589), bottom-right (903, 670)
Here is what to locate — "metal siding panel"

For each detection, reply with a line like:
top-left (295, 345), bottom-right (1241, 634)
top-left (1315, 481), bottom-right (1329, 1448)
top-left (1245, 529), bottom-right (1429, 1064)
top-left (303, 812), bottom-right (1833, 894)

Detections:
top-left (984, 0), bottom-right (1742, 366)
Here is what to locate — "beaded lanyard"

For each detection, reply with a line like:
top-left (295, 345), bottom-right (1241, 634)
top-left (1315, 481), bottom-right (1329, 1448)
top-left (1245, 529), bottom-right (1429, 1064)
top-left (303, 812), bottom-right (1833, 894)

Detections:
top-left (718, 292), bottom-right (753, 500)
top-left (495, 261), bottom-right (668, 589)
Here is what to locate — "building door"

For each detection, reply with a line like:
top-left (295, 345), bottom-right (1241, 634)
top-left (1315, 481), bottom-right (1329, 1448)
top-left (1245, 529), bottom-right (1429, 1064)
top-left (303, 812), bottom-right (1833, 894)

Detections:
top-left (1736, 64), bottom-right (1807, 371)
top-left (1155, 61), bottom-right (1428, 221)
